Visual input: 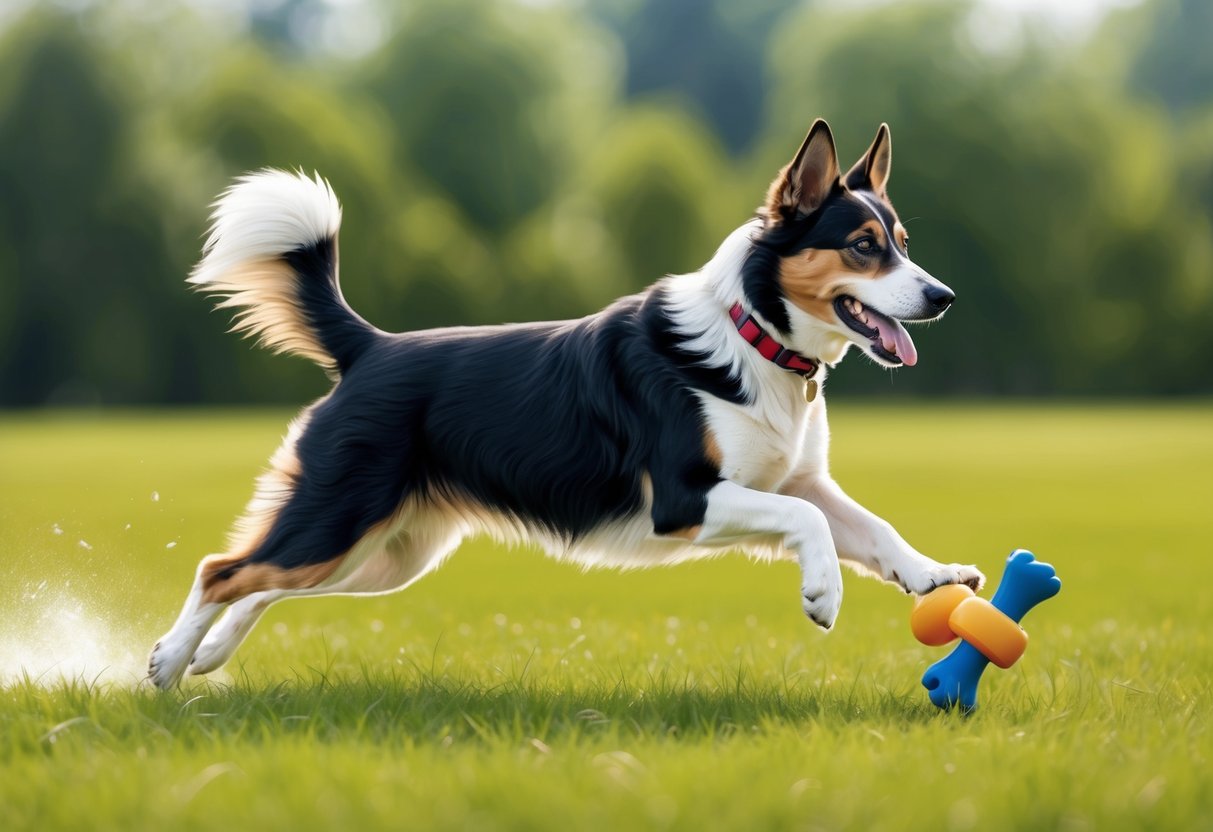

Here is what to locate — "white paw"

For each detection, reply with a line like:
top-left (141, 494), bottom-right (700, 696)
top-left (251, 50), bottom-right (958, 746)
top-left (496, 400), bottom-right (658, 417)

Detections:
top-left (188, 634), bottom-right (232, 676)
top-left (801, 562), bottom-right (844, 631)
top-left (899, 562), bottom-right (985, 596)
top-left (147, 635), bottom-right (193, 689)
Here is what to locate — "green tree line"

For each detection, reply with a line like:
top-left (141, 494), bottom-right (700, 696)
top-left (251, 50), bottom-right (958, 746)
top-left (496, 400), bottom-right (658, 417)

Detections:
top-left (0, 0), bottom-right (1209, 405)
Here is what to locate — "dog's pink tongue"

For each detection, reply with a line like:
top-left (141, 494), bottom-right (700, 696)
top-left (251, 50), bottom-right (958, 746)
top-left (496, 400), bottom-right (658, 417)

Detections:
top-left (872, 316), bottom-right (918, 366)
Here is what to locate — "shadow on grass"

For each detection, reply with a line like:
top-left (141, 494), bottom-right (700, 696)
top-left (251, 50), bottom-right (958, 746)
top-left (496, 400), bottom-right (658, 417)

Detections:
top-left (3, 663), bottom-right (949, 752)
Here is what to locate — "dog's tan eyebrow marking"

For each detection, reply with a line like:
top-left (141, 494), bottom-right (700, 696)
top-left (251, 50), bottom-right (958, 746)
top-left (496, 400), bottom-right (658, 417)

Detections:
top-left (852, 190), bottom-right (901, 247)
top-left (846, 220), bottom-right (886, 246)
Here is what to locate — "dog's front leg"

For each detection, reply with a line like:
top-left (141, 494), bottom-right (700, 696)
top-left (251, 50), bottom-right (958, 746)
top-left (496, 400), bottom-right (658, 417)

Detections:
top-left (794, 476), bottom-right (984, 595)
top-left (687, 480), bottom-right (843, 629)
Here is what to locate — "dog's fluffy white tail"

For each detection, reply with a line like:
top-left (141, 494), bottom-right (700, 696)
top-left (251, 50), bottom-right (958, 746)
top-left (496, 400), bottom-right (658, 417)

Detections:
top-left (189, 169), bottom-right (376, 374)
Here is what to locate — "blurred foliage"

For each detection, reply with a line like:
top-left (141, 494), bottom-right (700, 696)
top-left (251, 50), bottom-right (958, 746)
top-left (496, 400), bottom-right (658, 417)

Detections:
top-left (0, 0), bottom-right (1210, 405)
top-left (1128, 0), bottom-right (1213, 115)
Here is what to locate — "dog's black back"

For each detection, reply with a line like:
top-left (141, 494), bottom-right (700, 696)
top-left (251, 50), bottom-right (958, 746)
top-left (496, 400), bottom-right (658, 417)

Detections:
top-left (249, 284), bottom-right (736, 575)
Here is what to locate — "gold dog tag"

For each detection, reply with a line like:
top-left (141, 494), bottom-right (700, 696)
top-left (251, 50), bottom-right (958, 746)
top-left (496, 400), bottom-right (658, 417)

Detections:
top-left (804, 378), bottom-right (818, 403)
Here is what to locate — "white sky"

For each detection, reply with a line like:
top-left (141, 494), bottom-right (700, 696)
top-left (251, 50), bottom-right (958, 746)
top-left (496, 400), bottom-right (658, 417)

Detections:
top-left (821, 0), bottom-right (1145, 35)
top-left (972, 0), bottom-right (1142, 24)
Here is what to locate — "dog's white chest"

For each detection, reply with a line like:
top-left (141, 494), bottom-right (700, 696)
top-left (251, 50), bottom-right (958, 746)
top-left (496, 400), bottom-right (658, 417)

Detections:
top-left (699, 391), bottom-right (823, 492)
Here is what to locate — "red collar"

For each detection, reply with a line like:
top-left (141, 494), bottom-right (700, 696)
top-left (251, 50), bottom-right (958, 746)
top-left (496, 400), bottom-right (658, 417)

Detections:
top-left (729, 302), bottom-right (819, 378)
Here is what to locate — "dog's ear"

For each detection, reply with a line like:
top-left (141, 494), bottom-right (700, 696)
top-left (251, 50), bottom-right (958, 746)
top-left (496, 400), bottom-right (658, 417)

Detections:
top-left (765, 119), bottom-right (840, 221)
top-left (844, 123), bottom-right (892, 196)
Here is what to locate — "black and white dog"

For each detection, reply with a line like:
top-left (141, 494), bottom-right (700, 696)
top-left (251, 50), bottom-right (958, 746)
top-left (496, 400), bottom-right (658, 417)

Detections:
top-left (149, 119), bottom-right (984, 688)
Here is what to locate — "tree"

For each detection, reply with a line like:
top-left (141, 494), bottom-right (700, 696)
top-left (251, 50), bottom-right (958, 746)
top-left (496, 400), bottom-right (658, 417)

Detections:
top-left (0, 14), bottom-right (183, 405)
top-left (362, 0), bottom-right (615, 236)
top-left (1126, 0), bottom-right (1213, 116)
top-left (591, 0), bottom-right (790, 154)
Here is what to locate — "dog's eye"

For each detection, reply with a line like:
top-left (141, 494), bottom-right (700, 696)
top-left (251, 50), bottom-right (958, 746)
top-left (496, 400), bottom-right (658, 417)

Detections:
top-left (902, 236), bottom-right (910, 251)
top-left (852, 238), bottom-right (876, 254)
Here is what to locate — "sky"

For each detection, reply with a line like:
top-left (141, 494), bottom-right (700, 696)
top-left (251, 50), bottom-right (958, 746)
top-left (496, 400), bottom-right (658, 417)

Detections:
top-left (835, 0), bottom-right (1146, 35)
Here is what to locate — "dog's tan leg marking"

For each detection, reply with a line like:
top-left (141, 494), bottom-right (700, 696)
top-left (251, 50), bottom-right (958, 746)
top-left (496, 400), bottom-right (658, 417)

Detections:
top-left (199, 557), bottom-right (342, 605)
top-left (703, 426), bottom-right (724, 469)
top-left (155, 544), bottom-right (361, 688)
top-left (188, 506), bottom-right (464, 677)
top-left (664, 526), bottom-right (702, 542)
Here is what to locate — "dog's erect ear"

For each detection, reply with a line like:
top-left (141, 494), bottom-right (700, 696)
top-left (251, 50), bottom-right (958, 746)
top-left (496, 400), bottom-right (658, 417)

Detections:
top-left (766, 119), bottom-right (840, 220)
top-left (844, 123), bottom-right (892, 196)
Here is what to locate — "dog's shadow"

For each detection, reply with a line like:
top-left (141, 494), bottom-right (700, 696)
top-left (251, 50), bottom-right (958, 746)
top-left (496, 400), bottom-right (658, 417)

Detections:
top-left (109, 667), bottom-right (954, 744)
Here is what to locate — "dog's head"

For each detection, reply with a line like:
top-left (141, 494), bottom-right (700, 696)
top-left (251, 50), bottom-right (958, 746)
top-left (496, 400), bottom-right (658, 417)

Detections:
top-left (742, 119), bottom-right (953, 368)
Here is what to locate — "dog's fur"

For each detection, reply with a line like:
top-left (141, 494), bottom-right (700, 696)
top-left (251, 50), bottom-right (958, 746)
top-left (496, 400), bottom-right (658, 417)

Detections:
top-left (149, 119), bottom-right (984, 688)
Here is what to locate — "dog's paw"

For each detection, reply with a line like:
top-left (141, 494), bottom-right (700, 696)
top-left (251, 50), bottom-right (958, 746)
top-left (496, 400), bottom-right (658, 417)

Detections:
top-left (801, 564), bottom-right (844, 631)
top-left (188, 635), bottom-right (231, 676)
top-left (898, 562), bottom-right (985, 596)
top-left (147, 637), bottom-right (190, 690)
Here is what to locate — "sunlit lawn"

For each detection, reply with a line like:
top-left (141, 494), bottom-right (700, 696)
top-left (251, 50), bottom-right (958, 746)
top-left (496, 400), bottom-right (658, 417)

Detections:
top-left (1, 404), bottom-right (1211, 831)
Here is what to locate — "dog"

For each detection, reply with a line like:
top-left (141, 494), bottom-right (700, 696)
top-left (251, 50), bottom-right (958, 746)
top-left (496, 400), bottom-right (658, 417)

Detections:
top-left (148, 119), bottom-right (985, 688)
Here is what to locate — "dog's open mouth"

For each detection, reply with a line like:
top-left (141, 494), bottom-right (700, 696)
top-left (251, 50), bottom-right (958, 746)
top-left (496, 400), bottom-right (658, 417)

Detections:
top-left (833, 296), bottom-right (918, 366)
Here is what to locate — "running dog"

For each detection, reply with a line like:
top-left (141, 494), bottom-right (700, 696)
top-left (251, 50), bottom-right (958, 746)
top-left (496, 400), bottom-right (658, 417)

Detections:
top-left (149, 119), bottom-right (984, 688)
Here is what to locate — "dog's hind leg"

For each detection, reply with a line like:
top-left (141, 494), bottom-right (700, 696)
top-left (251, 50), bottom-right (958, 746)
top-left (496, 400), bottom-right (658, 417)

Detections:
top-left (149, 520), bottom-right (400, 688)
top-left (148, 415), bottom-right (311, 688)
top-left (150, 532), bottom-right (382, 688)
top-left (185, 590), bottom-right (280, 677)
top-left (149, 395), bottom-right (435, 688)
top-left (146, 561), bottom-right (228, 689)
top-left (187, 507), bottom-right (463, 677)
top-left (150, 527), bottom-right (394, 689)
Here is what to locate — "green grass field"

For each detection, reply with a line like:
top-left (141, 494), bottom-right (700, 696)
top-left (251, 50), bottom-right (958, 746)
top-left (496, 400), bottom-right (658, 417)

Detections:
top-left (2, 404), bottom-right (1211, 831)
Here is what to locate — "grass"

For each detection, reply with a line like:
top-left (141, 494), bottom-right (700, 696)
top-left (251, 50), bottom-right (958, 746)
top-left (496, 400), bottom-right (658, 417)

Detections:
top-left (1, 403), bottom-right (1211, 831)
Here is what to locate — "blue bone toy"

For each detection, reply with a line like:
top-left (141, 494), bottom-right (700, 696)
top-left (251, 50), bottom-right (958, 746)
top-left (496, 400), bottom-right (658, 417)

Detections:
top-left (921, 549), bottom-right (1061, 711)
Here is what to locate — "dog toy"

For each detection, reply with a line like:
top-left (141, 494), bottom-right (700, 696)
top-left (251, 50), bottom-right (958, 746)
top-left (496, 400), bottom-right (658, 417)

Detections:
top-left (910, 549), bottom-right (1060, 711)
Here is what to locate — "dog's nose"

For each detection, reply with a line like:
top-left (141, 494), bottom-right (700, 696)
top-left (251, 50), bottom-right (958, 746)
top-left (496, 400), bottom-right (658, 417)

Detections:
top-left (924, 284), bottom-right (955, 313)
